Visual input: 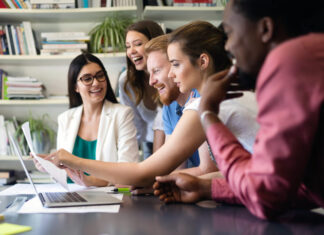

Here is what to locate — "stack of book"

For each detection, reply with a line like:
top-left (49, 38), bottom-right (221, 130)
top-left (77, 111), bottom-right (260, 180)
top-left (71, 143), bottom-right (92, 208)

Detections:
top-left (0, 22), bottom-right (37, 55)
top-left (5, 76), bottom-right (45, 100)
top-left (173, 0), bottom-right (217, 6)
top-left (41, 32), bottom-right (89, 55)
top-left (30, 0), bottom-right (75, 9)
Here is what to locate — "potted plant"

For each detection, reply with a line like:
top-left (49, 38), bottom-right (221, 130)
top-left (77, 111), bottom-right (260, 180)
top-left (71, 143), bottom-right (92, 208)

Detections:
top-left (89, 14), bottom-right (133, 53)
top-left (219, 0), bottom-right (229, 6)
top-left (15, 114), bottom-right (57, 154)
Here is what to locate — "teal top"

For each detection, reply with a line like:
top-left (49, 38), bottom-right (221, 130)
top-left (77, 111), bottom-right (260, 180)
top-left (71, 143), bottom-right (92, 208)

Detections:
top-left (67, 135), bottom-right (97, 183)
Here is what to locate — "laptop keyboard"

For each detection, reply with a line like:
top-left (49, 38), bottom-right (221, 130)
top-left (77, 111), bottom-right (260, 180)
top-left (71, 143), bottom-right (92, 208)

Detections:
top-left (44, 192), bottom-right (87, 203)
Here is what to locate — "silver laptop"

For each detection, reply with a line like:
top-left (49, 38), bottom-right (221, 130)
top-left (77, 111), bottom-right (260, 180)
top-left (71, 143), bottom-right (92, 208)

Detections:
top-left (9, 134), bottom-right (122, 208)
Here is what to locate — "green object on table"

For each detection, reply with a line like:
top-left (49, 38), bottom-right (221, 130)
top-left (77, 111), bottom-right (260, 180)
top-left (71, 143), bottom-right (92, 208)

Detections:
top-left (113, 187), bottom-right (130, 193)
top-left (0, 223), bottom-right (32, 234)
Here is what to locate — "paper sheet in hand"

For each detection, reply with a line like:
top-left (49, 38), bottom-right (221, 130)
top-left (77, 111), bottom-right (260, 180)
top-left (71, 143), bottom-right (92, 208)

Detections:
top-left (22, 122), bottom-right (69, 191)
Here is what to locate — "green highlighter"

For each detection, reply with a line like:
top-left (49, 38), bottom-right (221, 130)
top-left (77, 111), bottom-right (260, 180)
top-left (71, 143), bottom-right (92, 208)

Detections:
top-left (113, 187), bottom-right (130, 193)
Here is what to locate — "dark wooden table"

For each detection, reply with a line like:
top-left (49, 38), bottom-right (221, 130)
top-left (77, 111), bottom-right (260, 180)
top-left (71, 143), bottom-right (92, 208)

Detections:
top-left (1, 194), bottom-right (324, 235)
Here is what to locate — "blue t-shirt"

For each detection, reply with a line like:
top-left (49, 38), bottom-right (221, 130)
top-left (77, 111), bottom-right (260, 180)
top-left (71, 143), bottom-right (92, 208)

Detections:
top-left (162, 89), bottom-right (200, 167)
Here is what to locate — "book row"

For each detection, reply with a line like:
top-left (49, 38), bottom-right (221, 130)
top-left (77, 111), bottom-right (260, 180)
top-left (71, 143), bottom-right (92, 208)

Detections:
top-left (0, 22), bottom-right (37, 55)
top-left (0, 0), bottom-right (136, 8)
top-left (173, 0), bottom-right (218, 6)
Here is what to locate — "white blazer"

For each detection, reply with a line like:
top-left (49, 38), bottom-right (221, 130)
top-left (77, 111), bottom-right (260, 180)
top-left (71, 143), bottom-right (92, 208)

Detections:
top-left (56, 100), bottom-right (139, 163)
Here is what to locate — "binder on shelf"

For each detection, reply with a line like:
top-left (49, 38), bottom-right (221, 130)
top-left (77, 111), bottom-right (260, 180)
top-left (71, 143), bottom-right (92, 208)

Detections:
top-left (0, 115), bottom-right (7, 155)
top-left (17, 26), bottom-right (27, 55)
top-left (0, 26), bottom-right (8, 55)
top-left (4, 0), bottom-right (17, 8)
top-left (11, 0), bottom-right (20, 8)
top-left (4, 25), bottom-right (14, 55)
top-left (13, 0), bottom-right (23, 8)
top-left (11, 26), bottom-right (20, 55)
top-left (22, 21), bottom-right (37, 55)
top-left (21, 26), bottom-right (30, 55)
top-left (0, 0), bottom-right (8, 8)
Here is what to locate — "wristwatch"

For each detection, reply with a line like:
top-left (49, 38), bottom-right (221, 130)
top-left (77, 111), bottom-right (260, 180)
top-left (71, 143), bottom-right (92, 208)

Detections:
top-left (200, 110), bottom-right (216, 123)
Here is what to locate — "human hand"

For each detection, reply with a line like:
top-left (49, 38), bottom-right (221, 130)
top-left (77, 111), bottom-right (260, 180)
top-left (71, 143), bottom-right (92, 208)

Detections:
top-left (31, 153), bottom-right (48, 173)
top-left (47, 149), bottom-right (79, 169)
top-left (65, 168), bottom-right (89, 186)
top-left (199, 66), bottom-right (242, 115)
top-left (153, 173), bottom-right (211, 203)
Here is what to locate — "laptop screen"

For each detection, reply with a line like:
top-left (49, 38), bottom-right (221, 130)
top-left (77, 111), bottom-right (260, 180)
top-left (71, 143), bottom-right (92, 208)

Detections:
top-left (8, 133), bottom-right (42, 200)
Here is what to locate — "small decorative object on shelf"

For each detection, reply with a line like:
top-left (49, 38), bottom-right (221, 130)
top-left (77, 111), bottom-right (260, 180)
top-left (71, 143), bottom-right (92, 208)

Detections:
top-left (219, 0), bottom-right (229, 7)
top-left (15, 114), bottom-right (57, 154)
top-left (89, 14), bottom-right (133, 53)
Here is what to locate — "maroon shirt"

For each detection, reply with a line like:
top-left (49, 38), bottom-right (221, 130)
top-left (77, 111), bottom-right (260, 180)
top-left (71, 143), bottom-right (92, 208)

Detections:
top-left (207, 33), bottom-right (324, 219)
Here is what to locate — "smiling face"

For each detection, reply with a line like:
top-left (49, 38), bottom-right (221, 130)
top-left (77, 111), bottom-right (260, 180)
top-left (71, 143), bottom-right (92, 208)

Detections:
top-left (223, 0), bottom-right (267, 77)
top-left (75, 62), bottom-right (107, 105)
top-left (126, 30), bottom-right (149, 71)
top-left (167, 42), bottom-right (202, 93)
top-left (147, 50), bottom-right (180, 105)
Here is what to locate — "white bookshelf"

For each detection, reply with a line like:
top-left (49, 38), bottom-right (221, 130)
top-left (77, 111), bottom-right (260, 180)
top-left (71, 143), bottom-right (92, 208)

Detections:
top-left (142, 6), bottom-right (224, 29)
top-left (0, 98), bottom-right (68, 105)
top-left (0, 8), bottom-right (130, 149)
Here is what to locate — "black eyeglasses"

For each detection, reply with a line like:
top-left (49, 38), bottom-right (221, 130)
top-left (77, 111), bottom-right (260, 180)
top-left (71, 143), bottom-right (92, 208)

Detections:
top-left (77, 71), bottom-right (106, 86)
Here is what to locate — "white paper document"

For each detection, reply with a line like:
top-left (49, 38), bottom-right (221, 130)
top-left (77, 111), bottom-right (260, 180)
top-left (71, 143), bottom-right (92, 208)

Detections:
top-left (0, 184), bottom-right (123, 213)
top-left (19, 196), bottom-right (122, 213)
top-left (22, 122), bottom-right (69, 191)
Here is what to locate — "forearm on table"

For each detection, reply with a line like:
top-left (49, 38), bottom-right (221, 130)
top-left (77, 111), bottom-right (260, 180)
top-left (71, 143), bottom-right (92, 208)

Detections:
top-left (67, 158), bottom-right (153, 187)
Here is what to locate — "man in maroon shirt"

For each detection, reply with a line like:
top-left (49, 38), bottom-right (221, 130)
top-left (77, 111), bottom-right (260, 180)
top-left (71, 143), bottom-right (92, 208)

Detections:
top-left (153, 0), bottom-right (324, 220)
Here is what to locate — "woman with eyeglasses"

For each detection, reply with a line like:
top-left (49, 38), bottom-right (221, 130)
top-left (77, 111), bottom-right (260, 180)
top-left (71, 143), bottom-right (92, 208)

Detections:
top-left (34, 53), bottom-right (139, 186)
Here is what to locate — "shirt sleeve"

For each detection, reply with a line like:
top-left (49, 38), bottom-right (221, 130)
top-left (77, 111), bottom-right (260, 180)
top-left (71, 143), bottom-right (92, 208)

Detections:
top-left (153, 107), bottom-right (164, 131)
top-left (162, 106), bottom-right (173, 135)
top-left (118, 71), bottom-right (146, 142)
top-left (207, 39), bottom-right (321, 220)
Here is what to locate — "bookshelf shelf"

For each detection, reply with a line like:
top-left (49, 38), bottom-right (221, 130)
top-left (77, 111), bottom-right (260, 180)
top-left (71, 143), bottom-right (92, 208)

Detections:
top-left (0, 155), bottom-right (30, 160)
top-left (0, 7), bottom-right (138, 23)
top-left (0, 156), bottom-right (36, 171)
top-left (0, 98), bottom-right (69, 105)
top-left (0, 52), bottom-right (126, 65)
top-left (142, 6), bottom-right (224, 21)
